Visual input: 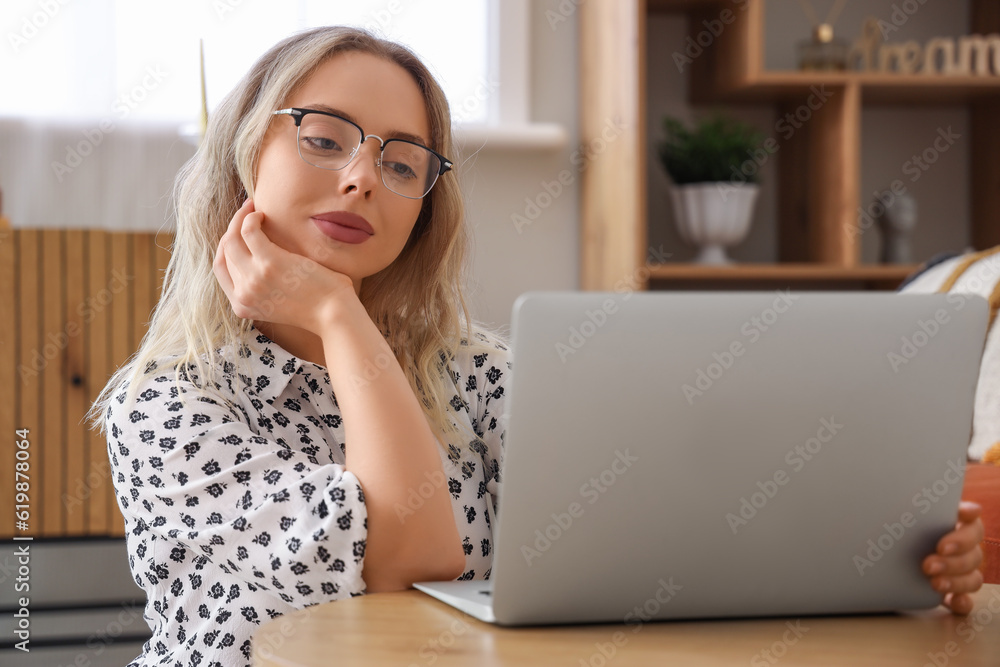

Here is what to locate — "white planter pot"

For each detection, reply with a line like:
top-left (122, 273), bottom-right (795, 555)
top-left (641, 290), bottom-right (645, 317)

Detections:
top-left (668, 182), bottom-right (760, 265)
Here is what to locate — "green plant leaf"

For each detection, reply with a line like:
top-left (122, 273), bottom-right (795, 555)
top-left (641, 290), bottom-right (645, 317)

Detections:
top-left (656, 114), bottom-right (765, 185)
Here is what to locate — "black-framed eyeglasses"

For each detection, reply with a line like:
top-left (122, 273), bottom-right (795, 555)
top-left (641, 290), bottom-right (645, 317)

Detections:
top-left (273, 107), bottom-right (452, 199)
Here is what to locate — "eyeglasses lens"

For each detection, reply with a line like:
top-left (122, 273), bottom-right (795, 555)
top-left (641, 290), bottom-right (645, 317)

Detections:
top-left (297, 114), bottom-right (442, 198)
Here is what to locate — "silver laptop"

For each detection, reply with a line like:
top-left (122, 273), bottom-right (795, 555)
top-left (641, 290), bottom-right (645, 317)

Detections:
top-left (415, 291), bottom-right (987, 625)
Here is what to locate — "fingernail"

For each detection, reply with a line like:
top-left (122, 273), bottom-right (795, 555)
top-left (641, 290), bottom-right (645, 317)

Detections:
top-left (943, 543), bottom-right (958, 555)
top-left (937, 579), bottom-right (951, 592)
top-left (928, 561), bottom-right (944, 575)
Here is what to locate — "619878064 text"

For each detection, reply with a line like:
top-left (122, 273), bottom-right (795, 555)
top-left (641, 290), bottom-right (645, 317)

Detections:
top-left (12, 428), bottom-right (33, 653)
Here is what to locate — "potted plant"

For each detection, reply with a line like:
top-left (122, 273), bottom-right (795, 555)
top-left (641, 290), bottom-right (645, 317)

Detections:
top-left (657, 115), bottom-right (763, 265)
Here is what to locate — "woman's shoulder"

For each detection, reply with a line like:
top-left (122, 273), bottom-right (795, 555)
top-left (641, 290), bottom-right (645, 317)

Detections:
top-left (104, 345), bottom-right (252, 430)
top-left (453, 325), bottom-right (512, 371)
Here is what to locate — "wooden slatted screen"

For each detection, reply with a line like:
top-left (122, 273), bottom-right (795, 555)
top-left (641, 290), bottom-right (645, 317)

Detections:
top-left (0, 216), bottom-right (172, 538)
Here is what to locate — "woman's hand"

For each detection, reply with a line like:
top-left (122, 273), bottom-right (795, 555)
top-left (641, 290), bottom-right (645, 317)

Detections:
top-left (922, 501), bottom-right (985, 615)
top-left (213, 199), bottom-right (357, 333)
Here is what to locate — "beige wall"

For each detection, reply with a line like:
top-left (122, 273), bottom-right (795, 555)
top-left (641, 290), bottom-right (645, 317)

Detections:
top-left (460, 0), bottom-right (581, 329)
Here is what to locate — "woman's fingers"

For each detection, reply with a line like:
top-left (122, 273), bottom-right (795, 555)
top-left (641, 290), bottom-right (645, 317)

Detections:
top-left (213, 201), bottom-right (248, 295)
top-left (939, 515), bottom-right (986, 558)
top-left (956, 501), bottom-right (983, 527)
top-left (223, 198), bottom-right (253, 241)
top-left (943, 592), bottom-right (976, 616)
top-left (923, 503), bottom-right (987, 616)
top-left (922, 520), bottom-right (984, 577)
top-left (239, 207), bottom-right (269, 254)
top-left (932, 567), bottom-right (985, 597)
top-left (215, 198), bottom-right (263, 319)
top-left (932, 543), bottom-right (984, 575)
top-left (224, 199), bottom-right (256, 266)
top-left (213, 242), bottom-right (235, 295)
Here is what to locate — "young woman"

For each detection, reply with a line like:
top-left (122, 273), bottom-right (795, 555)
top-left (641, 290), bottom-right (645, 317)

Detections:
top-left (90, 26), bottom-right (985, 667)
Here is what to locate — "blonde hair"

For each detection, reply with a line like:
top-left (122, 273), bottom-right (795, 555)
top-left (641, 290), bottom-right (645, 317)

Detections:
top-left (88, 26), bottom-right (505, 447)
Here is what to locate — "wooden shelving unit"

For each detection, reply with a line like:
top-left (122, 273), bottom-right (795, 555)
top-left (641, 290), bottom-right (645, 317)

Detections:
top-left (579, 0), bottom-right (1000, 291)
top-left (647, 262), bottom-right (918, 291)
top-left (648, 263), bottom-right (917, 281)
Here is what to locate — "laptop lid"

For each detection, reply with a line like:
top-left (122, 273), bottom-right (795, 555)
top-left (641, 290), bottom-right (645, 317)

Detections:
top-left (489, 291), bottom-right (987, 625)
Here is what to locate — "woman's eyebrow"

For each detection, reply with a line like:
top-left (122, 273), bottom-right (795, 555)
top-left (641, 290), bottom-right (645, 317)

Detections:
top-left (305, 102), bottom-right (430, 147)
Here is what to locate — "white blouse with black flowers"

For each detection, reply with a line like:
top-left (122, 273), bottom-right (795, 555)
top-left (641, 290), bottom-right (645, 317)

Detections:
top-left (104, 325), bottom-right (509, 667)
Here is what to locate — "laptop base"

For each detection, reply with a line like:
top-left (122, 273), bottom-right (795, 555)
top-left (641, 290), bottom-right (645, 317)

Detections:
top-left (413, 580), bottom-right (496, 623)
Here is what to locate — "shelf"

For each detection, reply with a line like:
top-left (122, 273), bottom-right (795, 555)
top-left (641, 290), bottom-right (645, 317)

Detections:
top-left (578, 0), bottom-right (1000, 292)
top-left (651, 0), bottom-right (1000, 104)
top-left (707, 72), bottom-right (1000, 104)
top-left (647, 263), bottom-right (920, 281)
top-left (648, 0), bottom-right (726, 12)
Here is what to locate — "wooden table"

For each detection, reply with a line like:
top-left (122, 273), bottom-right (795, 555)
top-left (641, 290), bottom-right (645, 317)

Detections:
top-left (253, 584), bottom-right (1000, 666)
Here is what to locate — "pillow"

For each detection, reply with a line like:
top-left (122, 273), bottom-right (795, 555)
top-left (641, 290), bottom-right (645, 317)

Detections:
top-left (898, 247), bottom-right (1000, 462)
top-left (962, 463), bottom-right (1000, 584)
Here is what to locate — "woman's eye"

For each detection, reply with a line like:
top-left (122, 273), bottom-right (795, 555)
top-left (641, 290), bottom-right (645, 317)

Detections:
top-left (303, 136), bottom-right (341, 152)
top-left (386, 161), bottom-right (417, 179)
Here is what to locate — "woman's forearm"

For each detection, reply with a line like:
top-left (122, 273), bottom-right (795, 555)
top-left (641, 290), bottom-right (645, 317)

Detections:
top-left (317, 300), bottom-right (465, 591)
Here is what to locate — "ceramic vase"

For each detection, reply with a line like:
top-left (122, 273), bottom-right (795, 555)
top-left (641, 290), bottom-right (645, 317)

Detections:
top-left (668, 182), bottom-right (760, 265)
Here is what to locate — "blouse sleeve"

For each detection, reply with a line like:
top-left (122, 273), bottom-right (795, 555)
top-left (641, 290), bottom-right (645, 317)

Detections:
top-left (105, 361), bottom-right (369, 607)
top-left (452, 337), bottom-right (512, 523)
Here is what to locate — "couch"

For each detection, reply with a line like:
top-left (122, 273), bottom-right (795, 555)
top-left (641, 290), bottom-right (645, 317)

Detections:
top-left (962, 463), bottom-right (1000, 584)
top-left (900, 248), bottom-right (1000, 584)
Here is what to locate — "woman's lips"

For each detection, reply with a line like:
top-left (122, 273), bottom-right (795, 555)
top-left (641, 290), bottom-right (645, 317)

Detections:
top-left (312, 219), bottom-right (372, 244)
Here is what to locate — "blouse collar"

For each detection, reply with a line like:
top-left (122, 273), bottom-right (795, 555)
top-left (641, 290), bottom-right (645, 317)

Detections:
top-left (231, 324), bottom-right (313, 405)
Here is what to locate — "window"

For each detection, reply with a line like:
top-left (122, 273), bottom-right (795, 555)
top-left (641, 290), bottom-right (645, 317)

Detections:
top-left (2, 0), bottom-right (494, 125)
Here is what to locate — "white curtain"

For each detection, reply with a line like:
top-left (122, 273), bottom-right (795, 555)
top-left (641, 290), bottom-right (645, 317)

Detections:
top-left (0, 118), bottom-right (196, 230)
top-left (0, 0), bottom-right (489, 229)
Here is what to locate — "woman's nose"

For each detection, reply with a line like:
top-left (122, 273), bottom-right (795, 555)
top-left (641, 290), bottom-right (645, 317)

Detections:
top-left (340, 140), bottom-right (382, 195)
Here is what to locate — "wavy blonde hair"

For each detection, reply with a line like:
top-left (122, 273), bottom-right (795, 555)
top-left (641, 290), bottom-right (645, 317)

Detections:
top-left (88, 26), bottom-right (504, 446)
